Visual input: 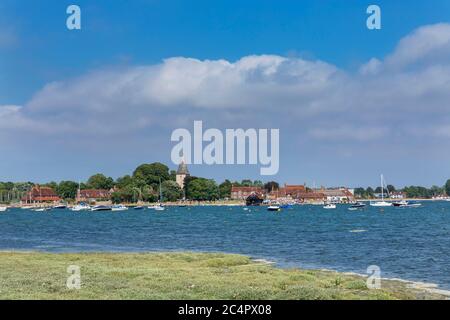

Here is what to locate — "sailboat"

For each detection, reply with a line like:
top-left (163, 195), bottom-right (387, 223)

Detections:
top-left (154, 179), bottom-right (165, 211)
top-left (370, 174), bottom-right (392, 207)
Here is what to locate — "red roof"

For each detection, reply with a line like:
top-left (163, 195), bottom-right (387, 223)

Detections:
top-left (22, 186), bottom-right (60, 202)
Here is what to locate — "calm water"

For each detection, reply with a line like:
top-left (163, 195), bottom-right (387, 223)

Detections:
top-left (1, 203), bottom-right (450, 289)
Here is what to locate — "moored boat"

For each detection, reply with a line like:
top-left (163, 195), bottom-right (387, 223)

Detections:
top-left (323, 203), bottom-right (336, 209)
top-left (111, 205), bottom-right (128, 211)
top-left (32, 207), bottom-right (51, 212)
top-left (392, 200), bottom-right (408, 207)
top-left (0, 206), bottom-right (8, 212)
top-left (349, 202), bottom-right (366, 210)
top-left (91, 205), bottom-right (112, 212)
top-left (267, 205), bottom-right (281, 212)
top-left (154, 205), bottom-right (165, 211)
top-left (370, 174), bottom-right (393, 207)
top-left (393, 201), bottom-right (422, 208)
top-left (53, 204), bottom-right (67, 209)
top-left (71, 203), bottom-right (91, 211)
top-left (370, 201), bottom-right (392, 207)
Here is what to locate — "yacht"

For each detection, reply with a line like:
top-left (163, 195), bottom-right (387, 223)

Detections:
top-left (370, 174), bottom-right (392, 207)
top-left (111, 205), bottom-right (128, 211)
top-left (323, 203), bottom-right (336, 209)
top-left (53, 204), bottom-right (67, 209)
top-left (392, 200), bottom-right (408, 207)
top-left (152, 178), bottom-right (165, 211)
top-left (348, 202), bottom-right (366, 210)
top-left (71, 203), bottom-right (91, 211)
top-left (32, 207), bottom-right (51, 212)
top-left (393, 200), bottom-right (422, 208)
top-left (267, 205), bottom-right (281, 211)
top-left (91, 205), bottom-right (112, 212)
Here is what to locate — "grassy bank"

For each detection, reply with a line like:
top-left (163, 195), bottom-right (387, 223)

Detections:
top-left (0, 252), bottom-right (446, 300)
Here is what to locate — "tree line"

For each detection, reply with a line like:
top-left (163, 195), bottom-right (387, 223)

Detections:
top-left (2, 168), bottom-right (450, 203)
top-left (354, 180), bottom-right (450, 199)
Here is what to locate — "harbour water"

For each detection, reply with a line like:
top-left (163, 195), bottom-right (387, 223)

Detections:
top-left (1, 202), bottom-right (449, 289)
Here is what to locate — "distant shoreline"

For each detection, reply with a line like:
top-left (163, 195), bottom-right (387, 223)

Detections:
top-left (4, 198), bottom-right (448, 208)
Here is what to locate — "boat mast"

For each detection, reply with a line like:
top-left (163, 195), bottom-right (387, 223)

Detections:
top-left (159, 178), bottom-right (163, 203)
top-left (381, 174), bottom-right (384, 201)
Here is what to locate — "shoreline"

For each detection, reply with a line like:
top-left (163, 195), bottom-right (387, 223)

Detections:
top-left (0, 250), bottom-right (448, 300)
top-left (4, 198), bottom-right (449, 208)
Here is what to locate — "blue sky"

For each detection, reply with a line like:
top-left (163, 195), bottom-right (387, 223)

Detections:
top-left (1, 1), bottom-right (450, 188)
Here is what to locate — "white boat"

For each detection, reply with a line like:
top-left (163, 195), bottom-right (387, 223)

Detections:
top-left (71, 204), bottom-right (91, 211)
top-left (370, 174), bottom-right (392, 207)
top-left (323, 204), bottom-right (336, 209)
top-left (0, 206), bottom-right (7, 212)
top-left (33, 207), bottom-right (51, 212)
top-left (348, 202), bottom-right (366, 211)
top-left (267, 205), bottom-right (281, 211)
top-left (370, 201), bottom-right (392, 207)
top-left (91, 205), bottom-right (112, 212)
top-left (111, 205), bottom-right (128, 211)
top-left (53, 204), bottom-right (67, 209)
top-left (393, 201), bottom-right (422, 208)
top-left (152, 178), bottom-right (165, 211)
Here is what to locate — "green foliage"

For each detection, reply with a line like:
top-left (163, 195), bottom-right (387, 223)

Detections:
top-left (133, 163), bottom-right (170, 188)
top-left (402, 186), bottom-right (432, 198)
top-left (387, 185), bottom-right (396, 193)
top-left (219, 180), bottom-right (232, 199)
top-left (0, 252), bottom-right (443, 300)
top-left (186, 178), bottom-right (219, 201)
top-left (56, 181), bottom-right (78, 199)
top-left (87, 174), bottom-right (114, 190)
top-left (446, 179), bottom-right (450, 196)
top-left (161, 180), bottom-right (183, 201)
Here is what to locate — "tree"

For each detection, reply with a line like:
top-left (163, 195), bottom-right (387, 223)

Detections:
top-left (240, 179), bottom-right (254, 187)
top-left (264, 181), bottom-right (279, 193)
top-left (133, 162), bottom-right (170, 187)
top-left (445, 179), bottom-right (450, 196)
top-left (44, 181), bottom-right (58, 191)
top-left (387, 185), bottom-right (396, 193)
top-left (87, 174), bottom-right (114, 190)
top-left (115, 175), bottom-right (134, 189)
top-left (430, 185), bottom-right (444, 196)
top-left (253, 180), bottom-right (264, 187)
top-left (354, 187), bottom-right (366, 198)
top-left (161, 180), bottom-right (183, 202)
top-left (219, 180), bottom-right (232, 199)
top-left (403, 186), bottom-right (431, 199)
top-left (186, 178), bottom-right (219, 201)
top-left (183, 176), bottom-right (198, 196)
top-left (57, 181), bottom-right (78, 199)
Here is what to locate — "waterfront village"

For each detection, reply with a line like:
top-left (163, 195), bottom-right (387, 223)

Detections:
top-left (1, 161), bottom-right (450, 209)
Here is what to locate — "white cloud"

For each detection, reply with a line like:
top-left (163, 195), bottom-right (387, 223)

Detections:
top-left (1, 23), bottom-right (450, 155)
top-left (385, 23), bottom-right (450, 69)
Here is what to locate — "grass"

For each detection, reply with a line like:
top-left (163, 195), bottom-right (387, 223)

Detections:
top-left (0, 251), bottom-right (446, 300)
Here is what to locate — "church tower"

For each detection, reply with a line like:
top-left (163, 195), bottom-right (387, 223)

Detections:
top-left (176, 159), bottom-right (190, 189)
